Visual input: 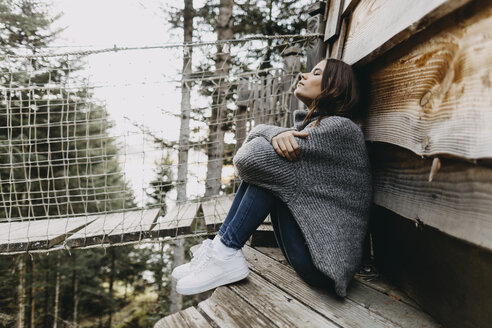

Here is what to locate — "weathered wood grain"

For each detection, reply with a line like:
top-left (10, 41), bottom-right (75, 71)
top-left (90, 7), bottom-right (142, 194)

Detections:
top-left (0, 215), bottom-right (97, 252)
top-left (361, 1), bottom-right (492, 160)
top-left (324, 0), bottom-right (344, 42)
top-left (151, 202), bottom-right (200, 238)
top-left (65, 211), bottom-right (149, 248)
top-left (228, 270), bottom-right (338, 327)
top-left (197, 286), bottom-right (274, 327)
top-left (154, 312), bottom-right (189, 328)
top-left (107, 208), bottom-right (161, 243)
top-left (178, 306), bottom-right (213, 328)
top-left (342, 0), bottom-right (361, 16)
top-left (370, 143), bottom-right (492, 250)
top-left (343, 0), bottom-right (474, 66)
top-left (330, 16), bottom-right (348, 59)
top-left (201, 195), bottom-right (234, 230)
top-left (245, 245), bottom-right (441, 328)
top-left (241, 244), bottom-right (398, 328)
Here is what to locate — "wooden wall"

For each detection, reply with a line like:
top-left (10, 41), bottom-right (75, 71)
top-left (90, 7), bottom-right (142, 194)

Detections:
top-left (319, 0), bottom-right (492, 327)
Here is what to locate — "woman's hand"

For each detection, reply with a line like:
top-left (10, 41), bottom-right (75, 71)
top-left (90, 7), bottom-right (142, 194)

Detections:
top-left (272, 130), bottom-right (309, 161)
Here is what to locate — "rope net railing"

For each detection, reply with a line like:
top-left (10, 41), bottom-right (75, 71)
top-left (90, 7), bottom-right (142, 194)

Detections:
top-left (0, 34), bottom-right (313, 254)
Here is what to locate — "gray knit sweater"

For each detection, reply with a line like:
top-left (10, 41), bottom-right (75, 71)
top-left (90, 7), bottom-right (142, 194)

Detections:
top-left (233, 109), bottom-right (373, 297)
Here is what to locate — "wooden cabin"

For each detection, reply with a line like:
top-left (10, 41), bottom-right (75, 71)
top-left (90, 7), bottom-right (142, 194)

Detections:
top-left (155, 0), bottom-right (492, 327)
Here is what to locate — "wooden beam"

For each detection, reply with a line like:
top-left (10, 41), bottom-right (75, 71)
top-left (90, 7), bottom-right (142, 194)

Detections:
top-left (370, 143), bottom-right (492, 250)
top-left (343, 0), bottom-right (474, 66)
top-left (324, 0), bottom-right (344, 42)
top-left (306, 3), bottom-right (326, 71)
top-left (329, 16), bottom-right (348, 59)
top-left (361, 0), bottom-right (492, 159)
top-left (342, 0), bottom-right (360, 17)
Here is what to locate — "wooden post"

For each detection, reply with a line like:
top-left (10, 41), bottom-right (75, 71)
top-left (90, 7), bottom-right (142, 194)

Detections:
top-left (306, 1), bottom-right (327, 70)
top-left (235, 77), bottom-right (249, 152)
top-left (282, 47), bottom-right (302, 127)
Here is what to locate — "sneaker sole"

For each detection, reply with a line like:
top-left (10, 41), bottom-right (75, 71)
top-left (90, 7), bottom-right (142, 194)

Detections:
top-left (173, 250), bottom-right (243, 280)
top-left (176, 265), bottom-right (250, 295)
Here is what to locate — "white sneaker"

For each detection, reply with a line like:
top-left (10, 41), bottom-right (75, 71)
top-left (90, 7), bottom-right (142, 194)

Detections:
top-left (171, 239), bottom-right (212, 280)
top-left (176, 248), bottom-right (250, 295)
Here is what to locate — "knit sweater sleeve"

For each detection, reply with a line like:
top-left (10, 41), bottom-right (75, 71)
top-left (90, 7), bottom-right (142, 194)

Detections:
top-left (233, 125), bottom-right (300, 203)
top-left (244, 124), bottom-right (296, 144)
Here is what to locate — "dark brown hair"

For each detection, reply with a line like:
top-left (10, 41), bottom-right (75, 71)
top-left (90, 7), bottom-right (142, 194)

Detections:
top-left (301, 58), bottom-right (360, 128)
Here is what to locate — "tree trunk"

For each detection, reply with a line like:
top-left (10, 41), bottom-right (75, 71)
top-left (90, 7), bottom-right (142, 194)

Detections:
top-left (52, 255), bottom-right (60, 328)
top-left (170, 0), bottom-right (194, 314)
top-left (29, 257), bottom-right (35, 328)
top-left (17, 255), bottom-right (26, 328)
top-left (72, 254), bottom-right (78, 328)
top-left (107, 247), bottom-right (115, 328)
top-left (204, 0), bottom-right (233, 198)
top-left (43, 265), bottom-right (50, 327)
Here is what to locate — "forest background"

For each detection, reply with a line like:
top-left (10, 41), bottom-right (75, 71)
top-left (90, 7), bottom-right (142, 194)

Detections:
top-left (0, 0), bottom-right (309, 327)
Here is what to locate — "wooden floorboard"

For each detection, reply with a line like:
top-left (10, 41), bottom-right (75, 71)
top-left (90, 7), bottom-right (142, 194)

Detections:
top-left (179, 307), bottom-right (213, 328)
top-left (155, 244), bottom-right (442, 328)
top-left (255, 245), bottom-right (438, 326)
top-left (227, 270), bottom-right (338, 327)
top-left (198, 286), bottom-right (275, 327)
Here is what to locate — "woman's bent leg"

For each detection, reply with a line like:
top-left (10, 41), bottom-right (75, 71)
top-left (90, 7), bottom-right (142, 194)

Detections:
top-left (217, 180), bottom-right (249, 237)
top-left (219, 182), bottom-right (276, 250)
top-left (270, 198), bottom-right (333, 289)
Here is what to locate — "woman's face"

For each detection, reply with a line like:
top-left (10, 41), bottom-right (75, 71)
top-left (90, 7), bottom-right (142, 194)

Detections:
top-left (294, 60), bottom-right (326, 108)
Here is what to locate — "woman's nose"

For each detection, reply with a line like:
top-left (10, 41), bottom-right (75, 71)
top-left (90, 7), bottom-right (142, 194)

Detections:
top-left (301, 73), bottom-right (307, 80)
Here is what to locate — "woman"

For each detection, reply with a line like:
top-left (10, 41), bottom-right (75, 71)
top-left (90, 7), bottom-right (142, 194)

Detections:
top-left (172, 58), bottom-right (373, 298)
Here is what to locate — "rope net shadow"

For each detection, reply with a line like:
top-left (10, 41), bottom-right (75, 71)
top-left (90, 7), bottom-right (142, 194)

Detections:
top-left (0, 34), bottom-right (317, 254)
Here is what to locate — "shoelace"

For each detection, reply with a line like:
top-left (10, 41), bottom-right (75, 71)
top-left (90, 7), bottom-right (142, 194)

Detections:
top-left (193, 251), bottom-right (213, 273)
top-left (189, 241), bottom-right (211, 268)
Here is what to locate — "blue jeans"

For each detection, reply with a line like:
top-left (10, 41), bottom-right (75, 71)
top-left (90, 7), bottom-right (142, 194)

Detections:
top-left (218, 181), bottom-right (332, 289)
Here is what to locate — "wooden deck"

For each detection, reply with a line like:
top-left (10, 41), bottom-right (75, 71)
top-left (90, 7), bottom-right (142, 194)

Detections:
top-left (155, 244), bottom-right (442, 328)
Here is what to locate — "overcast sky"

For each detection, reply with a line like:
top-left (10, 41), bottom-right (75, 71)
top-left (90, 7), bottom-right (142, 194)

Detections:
top-left (46, 0), bottom-right (230, 208)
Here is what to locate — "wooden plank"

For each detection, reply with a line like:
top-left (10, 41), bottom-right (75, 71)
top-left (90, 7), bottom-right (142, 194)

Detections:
top-left (151, 202), bottom-right (200, 238)
top-left (361, 0), bottom-right (492, 160)
top-left (307, 14), bottom-right (327, 70)
top-left (342, 0), bottom-right (360, 16)
top-left (65, 212), bottom-right (129, 247)
top-left (201, 195), bottom-right (234, 230)
top-left (178, 306), bottom-right (213, 328)
top-left (347, 278), bottom-right (441, 327)
top-left (241, 244), bottom-right (398, 328)
top-left (353, 275), bottom-right (422, 310)
top-left (329, 16), bottom-right (348, 59)
top-left (0, 215), bottom-right (97, 252)
top-left (228, 270), bottom-right (338, 327)
top-left (107, 208), bottom-right (161, 243)
top-left (371, 205), bottom-right (492, 328)
top-left (252, 245), bottom-right (440, 327)
top-left (154, 312), bottom-right (189, 328)
top-left (343, 0), bottom-right (474, 66)
top-left (198, 286), bottom-right (274, 327)
top-left (324, 0), bottom-right (344, 42)
top-left (370, 143), bottom-right (492, 250)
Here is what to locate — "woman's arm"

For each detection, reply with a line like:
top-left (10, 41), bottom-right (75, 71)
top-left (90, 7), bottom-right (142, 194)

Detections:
top-left (243, 124), bottom-right (296, 144)
top-left (233, 135), bottom-right (300, 203)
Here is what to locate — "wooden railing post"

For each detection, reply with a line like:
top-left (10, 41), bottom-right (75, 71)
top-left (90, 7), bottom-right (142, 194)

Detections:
top-left (282, 47), bottom-right (302, 127)
top-left (306, 1), bottom-right (327, 70)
